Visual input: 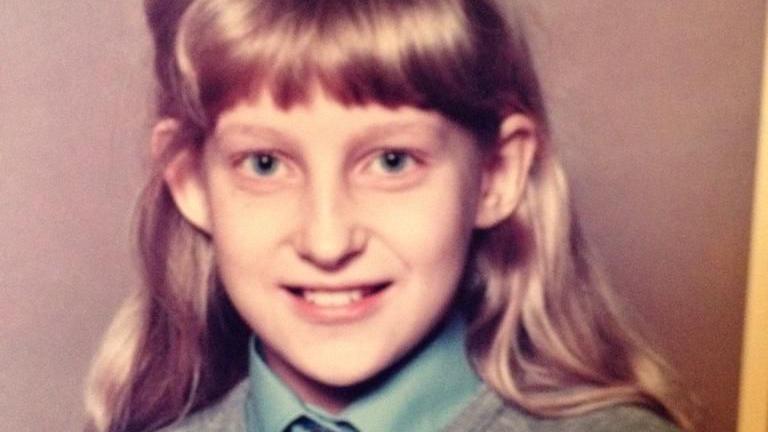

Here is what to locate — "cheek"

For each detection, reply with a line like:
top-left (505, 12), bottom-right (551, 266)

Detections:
top-left (206, 187), bottom-right (298, 277)
top-left (363, 169), bottom-right (481, 275)
top-left (205, 189), bottom-right (301, 335)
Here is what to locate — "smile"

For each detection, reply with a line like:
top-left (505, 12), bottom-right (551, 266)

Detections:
top-left (283, 282), bottom-right (390, 308)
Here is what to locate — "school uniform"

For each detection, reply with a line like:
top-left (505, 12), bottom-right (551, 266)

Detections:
top-left (159, 315), bottom-right (678, 432)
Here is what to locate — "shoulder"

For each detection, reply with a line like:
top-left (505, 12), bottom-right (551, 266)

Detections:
top-left (156, 380), bottom-right (248, 432)
top-left (523, 404), bottom-right (679, 432)
top-left (444, 387), bottom-right (679, 432)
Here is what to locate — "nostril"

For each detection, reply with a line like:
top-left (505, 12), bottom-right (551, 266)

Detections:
top-left (293, 226), bottom-right (367, 270)
top-left (297, 246), bottom-right (360, 271)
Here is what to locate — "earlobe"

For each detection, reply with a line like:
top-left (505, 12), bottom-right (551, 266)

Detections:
top-left (151, 119), bottom-right (212, 233)
top-left (474, 114), bottom-right (538, 229)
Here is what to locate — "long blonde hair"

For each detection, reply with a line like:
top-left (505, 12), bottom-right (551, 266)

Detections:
top-left (84, 0), bottom-right (693, 430)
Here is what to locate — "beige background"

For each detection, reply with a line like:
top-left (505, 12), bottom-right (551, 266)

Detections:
top-left (0, 2), bottom-right (762, 431)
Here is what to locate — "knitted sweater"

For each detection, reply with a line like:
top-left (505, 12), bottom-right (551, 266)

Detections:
top-left (159, 381), bottom-right (679, 432)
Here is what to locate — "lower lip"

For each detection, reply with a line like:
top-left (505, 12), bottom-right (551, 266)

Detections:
top-left (285, 284), bottom-right (391, 324)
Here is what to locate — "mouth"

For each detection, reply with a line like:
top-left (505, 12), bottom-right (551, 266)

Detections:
top-left (283, 282), bottom-right (391, 308)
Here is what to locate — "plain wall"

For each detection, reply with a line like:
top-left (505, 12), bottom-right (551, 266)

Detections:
top-left (0, 2), bottom-right (762, 431)
top-left (1, 2), bottom-right (150, 430)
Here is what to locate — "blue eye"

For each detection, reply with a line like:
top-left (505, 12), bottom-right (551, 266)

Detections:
top-left (246, 153), bottom-right (280, 176)
top-left (376, 150), bottom-right (412, 173)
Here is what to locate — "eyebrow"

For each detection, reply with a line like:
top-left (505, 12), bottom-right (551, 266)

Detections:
top-left (212, 124), bottom-right (298, 148)
top-left (348, 120), bottom-right (449, 146)
top-left (212, 118), bottom-right (451, 150)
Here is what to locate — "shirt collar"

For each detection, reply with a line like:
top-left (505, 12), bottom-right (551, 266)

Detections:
top-left (246, 311), bottom-right (481, 432)
top-left (246, 341), bottom-right (305, 432)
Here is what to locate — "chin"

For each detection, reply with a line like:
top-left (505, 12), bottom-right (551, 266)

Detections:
top-left (301, 356), bottom-right (391, 388)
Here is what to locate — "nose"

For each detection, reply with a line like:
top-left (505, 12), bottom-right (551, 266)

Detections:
top-left (293, 183), bottom-right (366, 270)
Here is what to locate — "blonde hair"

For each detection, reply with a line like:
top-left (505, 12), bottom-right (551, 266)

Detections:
top-left (84, 0), bottom-right (693, 430)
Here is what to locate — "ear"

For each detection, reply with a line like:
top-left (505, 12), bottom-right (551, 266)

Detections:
top-left (152, 119), bottom-right (212, 233)
top-left (474, 114), bottom-right (538, 229)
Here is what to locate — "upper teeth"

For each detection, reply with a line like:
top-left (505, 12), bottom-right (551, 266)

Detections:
top-left (303, 289), bottom-right (364, 307)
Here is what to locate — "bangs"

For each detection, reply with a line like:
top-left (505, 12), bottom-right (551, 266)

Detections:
top-left (175, 0), bottom-right (533, 140)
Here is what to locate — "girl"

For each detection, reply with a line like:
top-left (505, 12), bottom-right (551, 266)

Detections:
top-left (85, 0), bottom-right (694, 431)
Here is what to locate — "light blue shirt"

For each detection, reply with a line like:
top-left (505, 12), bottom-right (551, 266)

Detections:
top-left (245, 312), bottom-right (481, 432)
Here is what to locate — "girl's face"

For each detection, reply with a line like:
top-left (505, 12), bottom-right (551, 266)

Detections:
top-left (174, 91), bottom-right (492, 410)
